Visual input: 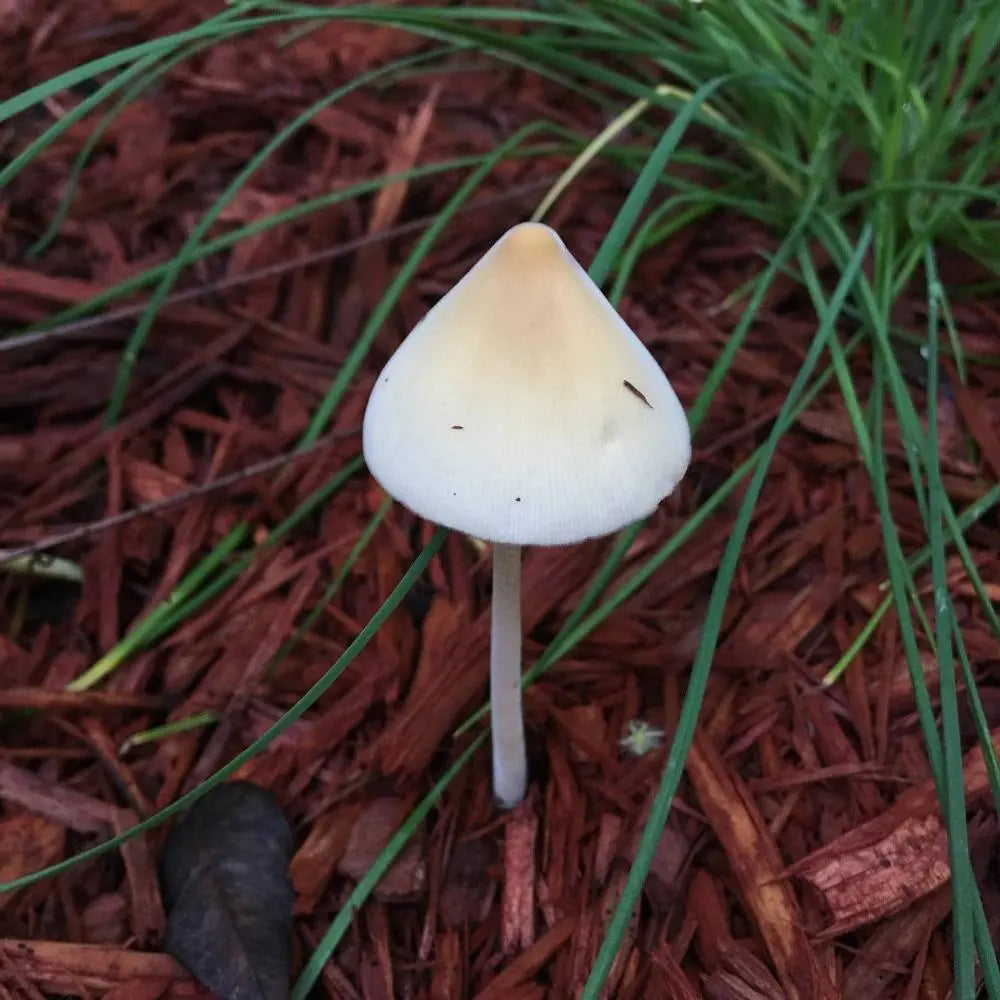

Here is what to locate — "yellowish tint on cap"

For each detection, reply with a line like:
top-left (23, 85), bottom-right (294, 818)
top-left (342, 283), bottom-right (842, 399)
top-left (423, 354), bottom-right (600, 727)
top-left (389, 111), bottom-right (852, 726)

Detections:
top-left (362, 222), bottom-right (691, 545)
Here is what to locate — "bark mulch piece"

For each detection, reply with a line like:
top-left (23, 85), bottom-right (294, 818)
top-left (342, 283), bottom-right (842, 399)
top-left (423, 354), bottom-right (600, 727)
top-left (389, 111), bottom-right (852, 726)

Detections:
top-left (3, 5), bottom-right (1000, 999)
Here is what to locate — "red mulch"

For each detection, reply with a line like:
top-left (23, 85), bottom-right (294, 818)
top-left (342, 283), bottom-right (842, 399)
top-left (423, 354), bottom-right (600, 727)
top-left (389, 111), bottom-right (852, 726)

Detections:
top-left (3, 5), bottom-right (1000, 999)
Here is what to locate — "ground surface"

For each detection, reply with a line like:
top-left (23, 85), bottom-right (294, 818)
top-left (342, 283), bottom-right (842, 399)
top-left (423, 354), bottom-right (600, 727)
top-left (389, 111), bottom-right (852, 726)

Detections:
top-left (2, 5), bottom-right (1000, 999)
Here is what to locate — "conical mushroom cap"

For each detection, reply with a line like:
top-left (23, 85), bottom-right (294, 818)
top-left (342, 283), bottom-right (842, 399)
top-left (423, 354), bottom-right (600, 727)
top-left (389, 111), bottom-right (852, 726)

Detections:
top-left (362, 222), bottom-right (690, 545)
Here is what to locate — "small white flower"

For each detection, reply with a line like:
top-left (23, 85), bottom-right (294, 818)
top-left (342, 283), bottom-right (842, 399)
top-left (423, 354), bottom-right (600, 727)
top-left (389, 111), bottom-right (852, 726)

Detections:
top-left (619, 719), bottom-right (665, 757)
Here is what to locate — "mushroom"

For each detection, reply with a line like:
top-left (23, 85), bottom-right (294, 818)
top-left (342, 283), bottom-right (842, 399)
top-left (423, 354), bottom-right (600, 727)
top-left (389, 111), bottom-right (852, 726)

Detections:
top-left (362, 222), bottom-right (690, 808)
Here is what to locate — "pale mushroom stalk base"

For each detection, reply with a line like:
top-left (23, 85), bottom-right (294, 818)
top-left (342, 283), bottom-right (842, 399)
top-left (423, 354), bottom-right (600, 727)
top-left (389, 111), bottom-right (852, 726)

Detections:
top-left (490, 542), bottom-right (527, 809)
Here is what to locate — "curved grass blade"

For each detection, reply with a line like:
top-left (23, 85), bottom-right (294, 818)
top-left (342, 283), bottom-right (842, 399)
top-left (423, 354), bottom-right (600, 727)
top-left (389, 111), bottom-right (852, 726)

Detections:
top-left (297, 120), bottom-right (553, 447)
top-left (580, 224), bottom-right (873, 1000)
top-left (103, 45), bottom-right (455, 425)
top-left (8, 153), bottom-right (524, 342)
top-left (821, 483), bottom-right (1000, 687)
top-left (0, 528), bottom-right (446, 893)
top-left (265, 495), bottom-right (393, 679)
top-left (292, 74), bottom-right (753, 984)
top-left (66, 522), bottom-right (249, 691)
top-left (290, 733), bottom-right (485, 999)
top-left (120, 712), bottom-right (219, 755)
top-left (0, 9), bottom-right (313, 179)
top-left (531, 97), bottom-right (652, 222)
top-left (585, 74), bottom-right (735, 286)
top-left (293, 332), bottom-right (865, 998)
top-left (28, 32), bottom-right (234, 257)
top-left (68, 456), bottom-right (363, 690)
top-left (68, 131), bottom-right (556, 690)
top-left (925, 249), bottom-right (974, 994)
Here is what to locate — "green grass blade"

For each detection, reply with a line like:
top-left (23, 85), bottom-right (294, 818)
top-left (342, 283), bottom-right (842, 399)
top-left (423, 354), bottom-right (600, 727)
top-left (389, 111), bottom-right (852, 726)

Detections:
top-left (103, 45), bottom-right (454, 425)
top-left (925, 249), bottom-right (974, 993)
top-left (119, 711), bottom-right (218, 754)
top-left (28, 32), bottom-right (232, 257)
top-left (290, 732), bottom-right (486, 998)
top-left (266, 495), bottom-right (393, 678)
top-left (456, 332), bottom-right (860, 738)
top-left (8, 153), bottom-right (516, 342)
top-left (0, 527), bottom-right (447, 893)
top-left (581, 225), bottom-right (873, 999)
top-left (66, 522), bottom-right (250, 691)
top-left (0, 9), bottom-right (309, 124)
top-left (955, 625), bottom-right (1000, 821)
top-left (296, 120), bottom-right (552, 447)
top-left (68, 456), bottom-right (363, 689)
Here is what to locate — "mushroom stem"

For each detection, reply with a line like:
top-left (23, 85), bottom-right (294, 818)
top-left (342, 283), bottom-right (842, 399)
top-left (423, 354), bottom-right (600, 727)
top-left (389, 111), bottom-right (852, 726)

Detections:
top-left (490, 541), bottom-right (526, 808)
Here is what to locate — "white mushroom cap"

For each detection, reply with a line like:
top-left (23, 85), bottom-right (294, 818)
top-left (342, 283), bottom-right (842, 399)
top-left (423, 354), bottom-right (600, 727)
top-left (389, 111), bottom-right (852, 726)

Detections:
top-left (362, 222), bottom-right (691, 546)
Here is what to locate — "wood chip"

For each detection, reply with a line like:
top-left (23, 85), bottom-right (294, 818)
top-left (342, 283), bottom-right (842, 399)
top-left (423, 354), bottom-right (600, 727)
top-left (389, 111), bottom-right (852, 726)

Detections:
top-left (501, 797), bottom-right (538, 954)
top-left (789, 727), bottom-right (1000, 934)
top-left (686, 731), bottom-right (838, 1000)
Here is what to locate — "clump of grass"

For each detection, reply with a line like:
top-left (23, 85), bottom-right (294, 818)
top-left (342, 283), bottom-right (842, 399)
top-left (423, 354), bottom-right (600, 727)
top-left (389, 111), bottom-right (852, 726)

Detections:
top-left (2, 2), bottom-right (999, 997)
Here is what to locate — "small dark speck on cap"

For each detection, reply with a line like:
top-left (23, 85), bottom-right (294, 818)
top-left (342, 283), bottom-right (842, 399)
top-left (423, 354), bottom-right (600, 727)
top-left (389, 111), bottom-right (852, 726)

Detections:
top-left (623, 379), bottom-right (653, 409)
top-left (451, 424), bottom-right (464, 430)
top-left (514, 497), bottom-right (521, 502)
